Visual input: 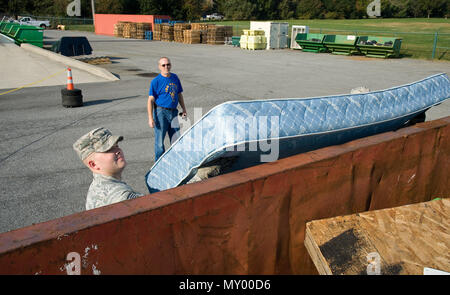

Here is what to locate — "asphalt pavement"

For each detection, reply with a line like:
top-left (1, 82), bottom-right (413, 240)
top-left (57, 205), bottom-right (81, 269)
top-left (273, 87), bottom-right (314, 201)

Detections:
top-left (0, 29), bottom-right (449, 233)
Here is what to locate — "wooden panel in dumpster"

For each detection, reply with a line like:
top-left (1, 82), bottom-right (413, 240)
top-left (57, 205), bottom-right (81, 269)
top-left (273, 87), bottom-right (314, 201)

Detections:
top-left (305, 198), bottom-right (450, 275)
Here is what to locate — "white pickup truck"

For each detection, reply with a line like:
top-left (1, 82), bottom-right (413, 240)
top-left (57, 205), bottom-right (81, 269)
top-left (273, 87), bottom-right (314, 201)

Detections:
top-left (205, 13), bottom-right (224, 20)
top-left (17, 17), bottom-right (50, 29)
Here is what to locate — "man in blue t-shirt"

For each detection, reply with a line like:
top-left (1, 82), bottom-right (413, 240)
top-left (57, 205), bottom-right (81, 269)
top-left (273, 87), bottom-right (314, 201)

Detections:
top-left (147, 57), bottom-right (187, 162)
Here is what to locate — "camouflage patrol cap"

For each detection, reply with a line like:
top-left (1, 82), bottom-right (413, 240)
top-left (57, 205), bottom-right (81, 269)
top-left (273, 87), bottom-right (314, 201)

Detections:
top-left (73, 127), bottom-right (123, 161)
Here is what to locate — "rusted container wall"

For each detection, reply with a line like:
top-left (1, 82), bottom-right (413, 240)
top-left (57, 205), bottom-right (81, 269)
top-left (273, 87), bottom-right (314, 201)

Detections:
top-left (0, 117), bottom-right (448, 275)
top-left (94, 14), bottom-right (170, 36)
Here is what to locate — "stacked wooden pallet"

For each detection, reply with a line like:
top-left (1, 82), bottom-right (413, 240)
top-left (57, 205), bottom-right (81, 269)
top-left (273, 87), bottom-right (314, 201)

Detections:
top-left (161, 24), bottom-right (174, 42)
top-left (224, 25), bottom-right (233, 38)
top-left (191, 23), bottom-right (208, 31)
top-left (183, 30), bottom-right (201, 44)
top-left (206, 25), bottom-right (234, 45)
top-left (122, 22), bottom-right (131, 38)
top-left (113, 22), bottom-right (123, 37)
top-left (206, 25), bottom-right (223, 45)
top-left (153, 23), bottom-right (161, 41)
top-left (78, 56), bottom-right (112, 65)
top-left (122, 22), bottom-right (137, 39)
top-left (191, 23), bottom-right (208, 43)
top-left (174, 23), bottom-right (191, 43)
top-left (223, 25), bottom-right (233, 44)
top-left (136, 22), bottom-right (151, 39)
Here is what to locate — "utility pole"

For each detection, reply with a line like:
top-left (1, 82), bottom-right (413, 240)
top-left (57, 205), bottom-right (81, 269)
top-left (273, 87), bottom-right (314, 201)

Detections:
top-left (91, 0), bottom-right (95, 27)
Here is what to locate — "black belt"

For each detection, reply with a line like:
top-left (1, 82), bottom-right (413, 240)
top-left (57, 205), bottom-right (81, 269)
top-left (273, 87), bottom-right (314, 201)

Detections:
top-left (156, 105), bottom-right (176, 111)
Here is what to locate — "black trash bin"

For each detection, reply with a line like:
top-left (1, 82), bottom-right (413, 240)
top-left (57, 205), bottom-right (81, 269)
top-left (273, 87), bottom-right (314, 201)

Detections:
top-left (52, 36), bottom-right (92, 56)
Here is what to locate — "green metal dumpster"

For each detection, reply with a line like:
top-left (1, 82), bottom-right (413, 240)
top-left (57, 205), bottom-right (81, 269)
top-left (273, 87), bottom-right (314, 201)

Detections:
top-left (323, 34), bottom-right (362, 56)
top-left (5, 23), bottom-right (21, 38)
top-left (356, 36), bottom-right (402, 58)
top-left (0, 22), bottom-right (13, 33)
top-left (295, 33), bottom-right (328, 53)
top-left (0, 22), bottom-right (9, 33)
top-left (12, 25), bottom-right (43, 47)
top-left (1, 23), bottom-right (12, 34)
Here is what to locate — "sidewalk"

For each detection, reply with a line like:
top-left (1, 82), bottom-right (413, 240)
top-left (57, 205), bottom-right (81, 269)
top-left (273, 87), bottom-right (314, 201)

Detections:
top-left (0, 33), bottom-right (111, 90)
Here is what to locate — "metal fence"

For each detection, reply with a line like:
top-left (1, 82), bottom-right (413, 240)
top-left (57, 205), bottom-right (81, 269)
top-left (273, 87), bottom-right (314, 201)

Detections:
top-left (28, 15), bottom-right (93, 27)
top-left (431, 32), bottom-right (450, 60)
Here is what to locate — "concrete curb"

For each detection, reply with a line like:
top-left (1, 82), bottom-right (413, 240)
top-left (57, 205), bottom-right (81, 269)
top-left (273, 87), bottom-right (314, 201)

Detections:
top-left (20, 43), bottom-right (119, 81)
top-left (0, 33), bottom-right (15, 43)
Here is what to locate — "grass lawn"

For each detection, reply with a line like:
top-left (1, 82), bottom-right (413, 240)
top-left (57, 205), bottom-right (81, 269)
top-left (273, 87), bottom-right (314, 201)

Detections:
top-left (66, 18), bottom-right (450, 61)
top-left (64, 24), bottom-right (95, 32)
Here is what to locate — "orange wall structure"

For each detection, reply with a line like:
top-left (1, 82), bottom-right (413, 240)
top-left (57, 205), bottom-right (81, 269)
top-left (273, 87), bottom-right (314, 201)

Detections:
top-left (94, 14), bottom-right (170, 36)
top-left (0, 117), bottom-right (448, 275)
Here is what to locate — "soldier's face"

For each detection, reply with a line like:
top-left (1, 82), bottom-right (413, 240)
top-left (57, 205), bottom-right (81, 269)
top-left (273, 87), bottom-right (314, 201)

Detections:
top-left (92, 144), bottom-right (127, 176)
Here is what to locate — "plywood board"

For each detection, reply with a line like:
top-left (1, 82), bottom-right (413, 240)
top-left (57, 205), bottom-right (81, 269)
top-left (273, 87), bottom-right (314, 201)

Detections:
top-left (305, 198), bottom-right (450, 275)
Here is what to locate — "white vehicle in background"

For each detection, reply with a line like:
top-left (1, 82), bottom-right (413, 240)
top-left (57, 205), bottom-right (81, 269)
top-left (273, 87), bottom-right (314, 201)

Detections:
top-left (17, 17), bottom-right (50, 29)
top-left (206, 13), bottom-right (224, 20)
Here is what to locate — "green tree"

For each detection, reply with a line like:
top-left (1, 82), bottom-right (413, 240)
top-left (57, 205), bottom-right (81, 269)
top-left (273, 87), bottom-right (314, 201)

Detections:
top-left (217, 0), bottom-right (256, 20)
top-left (139, 0), bottom-right (164, 15)
top-left (381, 0), bottom-right (400, 18)
top-left (96, 0), bottom-right (123, 14)
top-left (335, 0), bottom-right (356, 18)
top-left (0, 0), bottom-right (7, 13)
top-left (419, 0), bottom-right (448, 18)
top-left (166, 0), bottom-right (185, 19)
top-left (121, 0), bottom-right (139, 14)
top-left (6, 0), bottom-right (32, 17)
top-left (31, 0), bottom-right (56, 16)
top-left (296, 0), bottom-right (324, 19)
top-left (183, 0), bottom-right (203, 20)
top-left (278, 0), bottom-right (298, 19)
top-left (254, 0), bottom-right (280, 20)
top-left (405, 0), bottom-right (422, 17)
top-left (447, 0), bottom-right (450, 17)
top-left (353, 0), bottom-right (369, 18)
top-left (202, 0), bottom-right (220, 16)
top-left (139, 0), bottom-right (184, 18)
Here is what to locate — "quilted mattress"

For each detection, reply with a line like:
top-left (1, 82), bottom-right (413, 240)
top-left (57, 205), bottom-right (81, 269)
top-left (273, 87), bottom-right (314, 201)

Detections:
top-left (146, 73), bottom-right (450, 193)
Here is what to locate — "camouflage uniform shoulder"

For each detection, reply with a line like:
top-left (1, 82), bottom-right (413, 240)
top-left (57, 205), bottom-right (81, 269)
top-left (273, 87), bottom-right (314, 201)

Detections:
top-left (86, 173), bottom-right (143, 210)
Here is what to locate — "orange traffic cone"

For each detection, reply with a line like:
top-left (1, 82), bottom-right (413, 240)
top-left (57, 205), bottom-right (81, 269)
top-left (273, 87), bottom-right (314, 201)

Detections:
top-left (66, 68), bottom-right (74, 90)
top-left (61, 67), bottom-right (83, 107)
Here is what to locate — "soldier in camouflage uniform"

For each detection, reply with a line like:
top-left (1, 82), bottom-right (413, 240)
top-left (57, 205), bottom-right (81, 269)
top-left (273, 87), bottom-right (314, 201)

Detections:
top-left (73, 127), bottom-right (143, 210)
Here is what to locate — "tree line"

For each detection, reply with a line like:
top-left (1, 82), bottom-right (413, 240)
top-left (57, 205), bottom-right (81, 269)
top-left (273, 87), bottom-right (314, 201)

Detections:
top-left (1, 0), bottom-right (448, 20)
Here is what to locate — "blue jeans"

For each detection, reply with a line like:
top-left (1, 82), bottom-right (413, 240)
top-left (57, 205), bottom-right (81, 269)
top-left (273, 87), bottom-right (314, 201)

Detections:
top-left (154, 107), bottom-right (180, 162)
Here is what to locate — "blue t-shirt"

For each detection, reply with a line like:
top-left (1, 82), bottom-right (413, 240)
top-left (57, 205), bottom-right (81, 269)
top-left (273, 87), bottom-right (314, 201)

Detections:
top-left (148, 73), bottom-right (183, 109)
